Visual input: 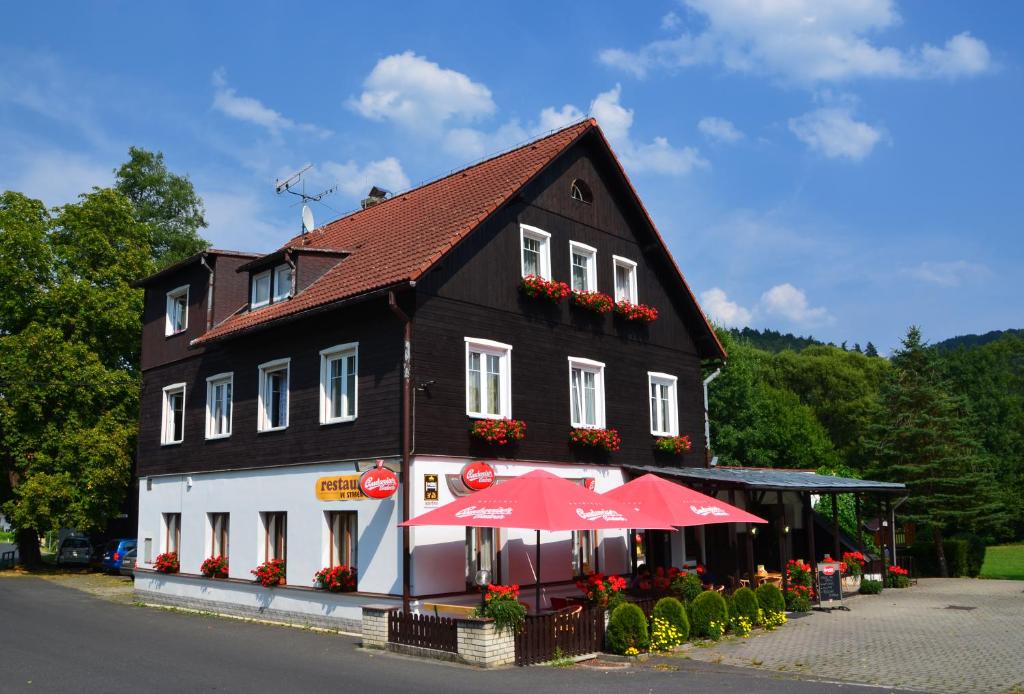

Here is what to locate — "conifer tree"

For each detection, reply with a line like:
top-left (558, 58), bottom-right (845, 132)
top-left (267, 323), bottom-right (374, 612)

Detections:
top-left (865, 342), bottom-right (879, 357)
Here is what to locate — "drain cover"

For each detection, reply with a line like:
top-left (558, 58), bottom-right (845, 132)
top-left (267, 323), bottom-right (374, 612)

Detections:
top-left (945, 605), bottom-right (976, 611)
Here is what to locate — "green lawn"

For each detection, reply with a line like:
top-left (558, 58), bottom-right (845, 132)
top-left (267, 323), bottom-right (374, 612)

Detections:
top-left (981, 543), bottom-right (1024, 580)
top-left (0, 531), bottom-right (15, 544)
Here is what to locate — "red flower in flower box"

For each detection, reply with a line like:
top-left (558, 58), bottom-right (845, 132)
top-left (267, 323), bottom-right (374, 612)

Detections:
top-left (154, 552), bottom-right (179, 574)
top-left (469, 418), bottom-right (526, 446)
top-left (654, 435), bottom-right (693, 455)
top-left (251, 558), bottom-right (286, 587)
top-left (569, 427), bottom-right (621, 453)
top-left (614, 300), bottom-right (659, 323)
top-left (519, 275), bottom-right (570, 302)
top-left (570, 290), bottom-right (614, 314)
top-left (200, 555), bottom-right (229, 578)
top-left (313, 565), bottom-right (357, 592)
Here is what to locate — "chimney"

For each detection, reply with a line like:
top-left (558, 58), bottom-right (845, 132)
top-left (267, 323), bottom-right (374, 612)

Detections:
top-left (361, 186), bottom-right (390, 209)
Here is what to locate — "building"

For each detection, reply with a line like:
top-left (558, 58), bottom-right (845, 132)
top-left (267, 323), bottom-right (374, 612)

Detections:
top-left (133, 119), bottom-right (728, 629)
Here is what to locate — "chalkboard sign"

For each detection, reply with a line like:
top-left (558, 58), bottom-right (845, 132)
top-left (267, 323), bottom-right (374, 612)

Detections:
top-left (816, 560), bottom-right (844, 603)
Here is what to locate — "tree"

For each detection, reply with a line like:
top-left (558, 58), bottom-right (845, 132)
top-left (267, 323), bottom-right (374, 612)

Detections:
top-left (865, 327), bottom-right (1008, 576)
top-left (114, 147), bottom-right (209, 268)
top-left (0, 192), bottom-right (52, 335)
top-left (864, 342), bottom-right (879, 358)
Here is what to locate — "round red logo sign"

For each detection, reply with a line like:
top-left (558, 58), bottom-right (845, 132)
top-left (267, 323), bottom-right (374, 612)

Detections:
top-left (360, 464), bottom-right (398, 499)
top-left (822, 565), bottom-right (836, 576)
top-left (461, 461), bottom-right (495, 491)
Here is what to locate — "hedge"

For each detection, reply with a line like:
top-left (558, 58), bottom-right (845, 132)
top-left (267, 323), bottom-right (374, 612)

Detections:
top-left (606, 602), bottom-right (650, 654)
top-left (652, 597), bottom-right (690, 642)
top-left (910, 535), bottom-right (986, 577)
top-left (731, 587), bottom-right (760, 624)
top-left (755, 583), bottom-right (785, 615)
top-left (859, 579), bottom-right (883, 594)
top-left (689, 590), bottom-right (728, 638)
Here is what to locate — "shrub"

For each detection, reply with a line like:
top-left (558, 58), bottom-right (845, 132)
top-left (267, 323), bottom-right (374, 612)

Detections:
top-left (730, 615), bottom-right (753, 637)
top-left (670, 572), bottom-right (704, 604)
top-left (473, 583), bottom-right (526, 634)
top-left (606, 603), bottom-right (650, 654)
top-left (956, 534), bottom-right (986, 578)
top-left (887, 565), bottom-right (910, 588)
top-left (650, 617), bottom-right (686, 652)
top-left (689, 590), bottom-right (728, 639)
top-left (761, 609), bottom-right (787, 631)
top-left (652, 597), bottom-right (690, 641)
top-left (911, 535), bottom-right (981, 577)
top-left (859, 579), bottom-right (883, 594)
top-left (755, 583), bottom-right (785, 615)
top-left (731, 587), bottom-right (760, 625)
top-left (786, 592), bottom-right (812, 612)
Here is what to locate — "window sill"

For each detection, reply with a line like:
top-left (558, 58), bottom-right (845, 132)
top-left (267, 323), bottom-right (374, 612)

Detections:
top-left (257, 426), bottom-right (289, 434)
top-left (160, 440), bottom-right (183, 447)
top-left (571, 423), bottom-right (606, 430)
top-left (164, 330), bottom-right (187, 339)
top-left (651, 431), bottom-right (678, 438)
top-left (467, 412), bottom-right (510, 421)
top-left (320, 417), bottom-right (357, 427)
top-left (205, 433), bottom-right (232, 441)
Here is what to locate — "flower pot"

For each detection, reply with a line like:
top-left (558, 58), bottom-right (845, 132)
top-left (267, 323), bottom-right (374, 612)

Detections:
top-left (841, 575), bottom-right (861, 594)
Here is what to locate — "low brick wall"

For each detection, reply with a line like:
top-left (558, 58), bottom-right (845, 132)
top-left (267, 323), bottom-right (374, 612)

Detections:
top-left (362, 606), bottom-right (516, 668)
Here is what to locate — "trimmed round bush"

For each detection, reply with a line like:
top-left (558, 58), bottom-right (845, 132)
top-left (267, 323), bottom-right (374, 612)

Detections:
top-left (755, 583), bottom-right (785, 615)
top-left (652, 597), bottom-right (690, 641)
top-left (671, 573), bottom-right (703, 604)
top-left (689, 590), bottom-right (728, 638)
top-left (859, 579), bottom-right (883, 595)
top-left (731, 587), bottom-right (760, 624)
top-left (606, 602), bottom-right (650, 654)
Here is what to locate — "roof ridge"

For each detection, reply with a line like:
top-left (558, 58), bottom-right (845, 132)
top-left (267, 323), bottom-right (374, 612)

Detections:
top-left (289, 118), bottom-right (595, 246)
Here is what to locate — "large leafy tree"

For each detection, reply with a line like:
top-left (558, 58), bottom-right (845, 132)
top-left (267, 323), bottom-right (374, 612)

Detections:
top-left (114, 146), bottom-right (209, 268)
top-left (865, 327), bottom-right (1008, 576)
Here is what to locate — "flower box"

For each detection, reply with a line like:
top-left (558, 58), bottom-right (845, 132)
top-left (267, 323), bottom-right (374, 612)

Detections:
top-left (569, 427), bottom-right (621, 453)
top-left (570, 290), bottom-right (614, 314)
top-left (252, 558), bottom-right (286, 587)
top-left (654, 435), bottom-right (692, 455)
top-left (841, 575), bottom-right (861, 594)
top-left (614, 300), bottom-right (659, 323)
top-left (200, 555), bottom-right (229, 578)
top-left (519, 275), bottom-right (570, 302)
top-left (470, 418), bottom-right (526, 446)
top-left (313, 565), bottom-right (357, 592)
top-left (154, 551), bottom-right (179, 574)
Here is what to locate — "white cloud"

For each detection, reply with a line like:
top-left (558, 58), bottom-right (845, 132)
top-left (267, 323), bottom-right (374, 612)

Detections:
top-left (759, 283), bottom-right (832, 325)
top-left (661, 11), bottom-right (681, 31)
top-left (202, 188), bottom-right (286, 252)
top-left (700, 287), bottom-right (753, 327)
top-left (0, 145), bottom-right (112, 206)
top-left (591, 85), bottom-right (708, 175)
top-left (904, 260), bottom-right (991, 287)
top-left (788, 107), bottom-right (883, 160)
top-left (321, 157), bottom-right (411, 199)
top-left (349, 52), bottom-right (495, 133)
top-left (599, 0), bottom-right (992, 84)
top-left (698, 116), bottom-right (744, 143)
top-left (212, 69), bottom-right (330, 138)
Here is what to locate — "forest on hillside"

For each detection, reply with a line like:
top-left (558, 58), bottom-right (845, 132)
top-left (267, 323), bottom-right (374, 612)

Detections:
top-left (709, 327), bottom-right (1024, 555)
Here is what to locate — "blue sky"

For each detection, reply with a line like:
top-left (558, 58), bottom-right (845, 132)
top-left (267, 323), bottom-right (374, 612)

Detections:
top-left (1, 1), bottom-right (1021, 351)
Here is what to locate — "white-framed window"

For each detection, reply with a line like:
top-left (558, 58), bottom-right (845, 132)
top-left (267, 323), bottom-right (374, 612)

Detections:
top-left (251, 270), bottom-right (271, 308)
top-left (257, 359), bottom-right (290, 431)
top-left (572, 529), bottom-right (597, 577)
top-left (161, 383), bottom-right (186, 445)
top-left (570, 178), bottom-right (593, 204)
top-left (205, 372), bottom-right (233, 439)
top-left (319, 343), bottom-right (358, 424)
top-left (465, 338), bottom-right (512, 419)
top-left (519, 224), bottom-right (551, 280)
top-left (209, 512), bottom-right (229, 558)
top-left (569, 241), bottom-right (597, 292)
top-left (262, 511), bottom-right (287, 562)
top-left (326, 511), bottom-right (358, 568)
top-left (612, 256), bottom-right (638, 303)
top-left (648, 372), bottom-right (679, 436)
top-left (273, 264), bottom-right (293, 302)
top-left (163, 512), bottom-right (181, 554)
top-left (165, 285), bottom-right (189, 336)
top-left (569, 357), bottom-right (605, 428)
top-left (466, 527), bottom-right (497, 586)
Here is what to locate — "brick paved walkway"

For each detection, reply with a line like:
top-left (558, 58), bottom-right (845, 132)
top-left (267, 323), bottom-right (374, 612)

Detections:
top-left (684, 579), bottom-right (1024, 693)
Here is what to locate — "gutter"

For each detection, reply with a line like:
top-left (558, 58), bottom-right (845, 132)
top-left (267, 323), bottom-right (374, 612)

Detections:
top-left (199, 253), bottom-right (215, 332)
top-left (703, 367), bottom-right (723, 465)
top-left (387, 286), bottom-right (414, 612)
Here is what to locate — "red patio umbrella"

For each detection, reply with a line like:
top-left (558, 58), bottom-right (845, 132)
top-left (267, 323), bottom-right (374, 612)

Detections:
top-left (399, 469), bottom-right (674, 610)
top-left (602, 473), bottom-right (768, 527)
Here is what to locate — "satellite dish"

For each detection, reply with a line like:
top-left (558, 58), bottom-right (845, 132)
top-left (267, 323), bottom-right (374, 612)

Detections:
top-left (301, 205), bottom-right (315, 234)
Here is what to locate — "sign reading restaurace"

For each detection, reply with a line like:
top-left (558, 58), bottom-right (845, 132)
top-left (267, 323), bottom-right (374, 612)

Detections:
top-left (315, 475), bottom-right (364, 501)
top-left (817, 559), bottom-right (844, 604)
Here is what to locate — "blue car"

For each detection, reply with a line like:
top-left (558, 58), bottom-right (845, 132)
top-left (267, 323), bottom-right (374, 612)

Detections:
top-left (100, 538), bottom-right (137, 573)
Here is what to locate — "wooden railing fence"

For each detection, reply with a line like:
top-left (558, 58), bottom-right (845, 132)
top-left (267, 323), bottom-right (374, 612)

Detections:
top-left (387, 611), bottom-right (459, 653)
top-left (514, 606), bottom-right (604, 666)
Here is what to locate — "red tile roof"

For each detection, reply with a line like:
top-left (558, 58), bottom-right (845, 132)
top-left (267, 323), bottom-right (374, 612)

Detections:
top-left (191, 118), bottom-right (725, 359)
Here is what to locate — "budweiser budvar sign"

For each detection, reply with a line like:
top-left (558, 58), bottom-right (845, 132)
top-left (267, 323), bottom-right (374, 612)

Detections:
top-left (359, 461), bottom-right (398, 499)
top-left (461, 461), bottom-right (495, 491)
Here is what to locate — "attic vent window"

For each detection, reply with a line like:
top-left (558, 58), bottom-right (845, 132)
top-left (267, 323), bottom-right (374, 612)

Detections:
top-left (570, 179), bottom-right (593, 204)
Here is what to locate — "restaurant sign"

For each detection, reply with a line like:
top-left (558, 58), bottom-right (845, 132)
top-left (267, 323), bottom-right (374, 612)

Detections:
top-left (315, 475), bottom-right (363, 501)
top-left (461, 461), bottom-right (495, 491)
top-left (816, 560), bottom-right (844, 604)
top-left (360, 462), bottom-right (399, 499)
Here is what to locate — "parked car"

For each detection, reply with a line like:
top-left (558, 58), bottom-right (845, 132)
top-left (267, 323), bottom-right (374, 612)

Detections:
top-left (89, 542), bottom-right (108, 570)
top-left (56, 537), bottom-right (92, 567)
top-left (100, 539), bottom-right (137, 573)
top-left (119, 547), bottom-right (137, 576)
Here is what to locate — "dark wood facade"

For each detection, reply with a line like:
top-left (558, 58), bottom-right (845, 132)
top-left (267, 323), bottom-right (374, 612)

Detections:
top-left (137, 135), bottom-right (714, 478)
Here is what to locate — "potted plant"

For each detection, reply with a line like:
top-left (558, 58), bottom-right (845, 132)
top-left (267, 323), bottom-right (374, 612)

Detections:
top-left (470, 418), bottom-right (526, 446)
top-left (614, 300), bottom-right (659, 323)
top-left (313, 565), bottom-right (357, 592)
top-left (570, 290), bottom-right (614, 314)
top-left (473, 583), bottom-right (526, 634)
top-left (200, 555), bottom-right (229, 578)
top-left (887, 565), bottom-right (910, 588)
top-left (153, 551), bottom-right (179, 574)
top-left (569, 427), bottom-right (621, 453)
top-left (840, 551), bottom-right (865, 593)
top-left (251, 558), bottom-right (286, 587)
top-left (654, 435), bottom-right (692, 456)
top-left (575, 571), bottom-right (627, 610)
top-left (519, 275), bottom-right (570, 302)
top-left (784, 559), bottom-right (814, 612)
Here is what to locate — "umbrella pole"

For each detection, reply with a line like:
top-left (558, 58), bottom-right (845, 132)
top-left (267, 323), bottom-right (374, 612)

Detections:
top-left (535, 529), bottom-right (541, 614)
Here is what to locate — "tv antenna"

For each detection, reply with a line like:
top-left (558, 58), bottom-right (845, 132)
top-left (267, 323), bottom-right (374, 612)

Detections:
top-left (274, 164), bottom-right (338, 235)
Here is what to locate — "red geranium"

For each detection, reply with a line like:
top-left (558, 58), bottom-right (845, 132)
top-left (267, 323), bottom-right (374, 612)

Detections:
top-left (313, 565), bottom-right (357, 592)
top-left (570, 290), bottom-right (614, 314)
top-left (569, 427), bottom-right (621, 453)
top-left (154, 552), bottom-right (179, 574)
top-left (576, 571), bottom-right (627, 607)
top-left (654, 435), bottom-right (693, 455)
top-left (842, 551), bottom-right (866, 576)
top-left (614, 300), bottom-right (659, 323)
top-left (200, 555), bottom-right (229, 578)
top-left (519, 275), bottom-right (570, 302)
top-left (470, 418), bottom-right (526, 446)
top-left (251, 559), bottom-right (286, 587)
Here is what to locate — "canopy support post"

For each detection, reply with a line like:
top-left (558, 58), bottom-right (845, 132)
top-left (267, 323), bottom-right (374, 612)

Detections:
top-left (831, 492), bottom-right (841, 560)
top-left (535, 529), bottom-right (541, 614)
top-left (728, 489), bottom-right (739, 583)
top-left (744, 488), bottom-right (755, 578)
top-left (804, 492), bottom-right (816, 566)
top-left (855, 493), bottom-right (864, 553)
top-left (777, 491), bottom-right (788, 595)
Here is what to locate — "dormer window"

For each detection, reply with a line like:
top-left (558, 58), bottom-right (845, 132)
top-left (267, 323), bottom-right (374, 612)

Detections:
top-left (251, 264), bottom-right (292, 309)
top-left (165, 285), bottom-right (189, 336)
top-left (570, 179), bottom-right (593, 204)
top-left (273, 264), bottom-right (293, 302)
top-left (251, 270), bottom-right (271, 308)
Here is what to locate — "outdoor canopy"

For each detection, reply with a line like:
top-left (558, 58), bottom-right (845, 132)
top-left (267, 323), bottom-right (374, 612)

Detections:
top-left (399, 469), bottom-right (675, 611)
top-left (602, 473), bottom-right (769, 527)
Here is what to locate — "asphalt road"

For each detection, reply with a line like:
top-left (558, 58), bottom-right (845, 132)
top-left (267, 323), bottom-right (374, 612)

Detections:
top-left (0, 577), bottom-right (907, 693)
